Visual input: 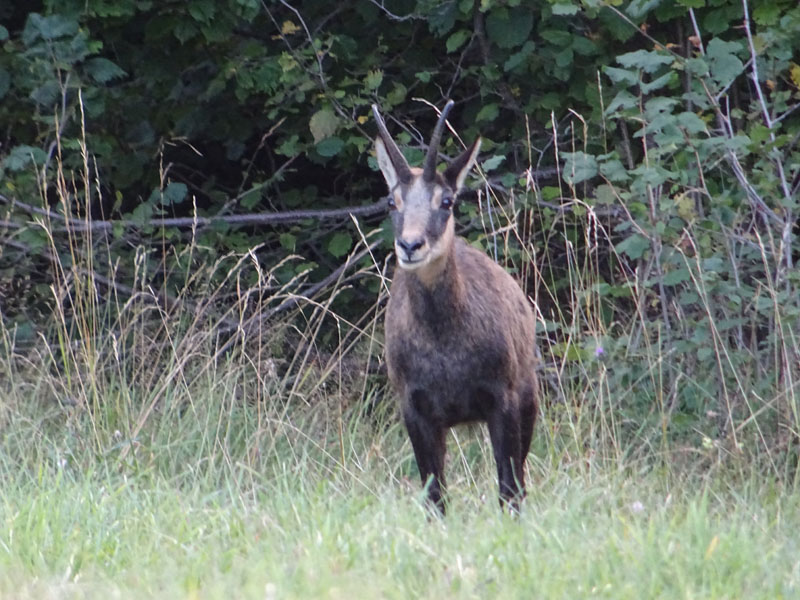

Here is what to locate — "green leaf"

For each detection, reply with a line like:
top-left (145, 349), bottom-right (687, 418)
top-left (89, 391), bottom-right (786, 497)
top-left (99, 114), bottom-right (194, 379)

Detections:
top-left (130, 199), bottom-right (155, 227)
top-left (486, 7), bottom-right (533, 49)
top-left (2, 145), bottom-right (48, 171)
top-left (327, 232), bottom-right (352, 258)
top-left (30, 81), bottom-right (60, 107)
top-left (615, 233), bottom-right (650, 260)
top-left (572, 36), bottom-right (597, 56)
top-left (705, 38), bottom-right (744, 87)
top-left (702, 257), bottom-right (725, 272)
top-left (599, 159), bottom-right (630, 183)
top-left (17, 227), bottom-right (48, 252)
top-left (428, 1), bottom-right (457, 35)
top-left (162, 182), bottom-right (188, 206)
top-left (749, 124), bottom-right (771, 145)
top-left (676, 112), bottom-right (707, 134)
top-left (446, 29), bottom-right (471, 53)
top-left (23, 13), bottom-right (78, 45)
top-left (279, 233), bottom-right (296, 251)
top-left (276, 135), bottom-right (300, 157)
top-left (415, 71), bottom-right (432, 83)
top-left (541, 186), bottom-right (561, 202)
top-left (0, 25), bottom-right (8, 41)
top-left (697, 346), bottom-right (714, 361)
top-left (562, 151), bottom-right (598, 185)
top-left (173, 21), bottom-right (198, 43)
top-left (626, 0), bottom-right (663, 19)
top-left (475, 103), bottom-right (499, 123)
top-left (549, 341), bottom-right (584, 361)
top-left (640, 71), bottom-right (675, 93)
top-left (309, 109), bottom-right (339, 143)
top-left (662, 268), bottom-right (691, 286)
top-left (188, 0), bottom-right (215, 22)
top-left (85, 58), bottom-right (127, 83)
top-left (685, 57), bottom-right (709, 77)
top-left (616, 49), bottom-right (673, 73)
top-left (504, 40), bottom-right (535, 71)
top-left (594, 184), bottom-right (617, 204)
top-left (240, 185), bottom-right (263, 210)
top-left (551, 3), bottom-right (579, 16)
top-left (606, 90), bottom-right (638, 113)
top-left (555, 47), bottom-right (574, 68)
top-left (316, 136), bottom-right (344, 157)
top-left (604, 67), bottom-right (639, 87)
top-left (702, 6), bottom-right (740, 35)
top-left (539, 30), bottom-right (571, 46)
top-left (753, 3), bottom-right (781, 25)
top-left (386, 82), bottom-right (407, 105)
top-left (364, 69), bottom-right (383, 90)
top-left (481, 155), bottom-right (505, 171)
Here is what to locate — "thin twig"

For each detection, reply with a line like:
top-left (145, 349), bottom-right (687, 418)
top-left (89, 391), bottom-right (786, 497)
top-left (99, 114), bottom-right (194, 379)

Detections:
top-left (368, 0), bottom-right (421, 21)
top-left (740, 0), bottom-right (794, 271)
top-left (276, 0), bottom-right (327, 89)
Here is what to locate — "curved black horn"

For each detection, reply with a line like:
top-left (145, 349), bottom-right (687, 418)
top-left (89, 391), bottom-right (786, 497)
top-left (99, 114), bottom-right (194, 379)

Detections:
top-left (372, 104), bottom-right (412, 184)
top-left (422, 100), bottom-right (454, 182)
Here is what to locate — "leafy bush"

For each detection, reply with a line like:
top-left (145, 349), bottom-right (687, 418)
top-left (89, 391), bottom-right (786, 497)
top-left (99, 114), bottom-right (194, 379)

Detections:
top-left (0, 0), bottom-right (798, 461)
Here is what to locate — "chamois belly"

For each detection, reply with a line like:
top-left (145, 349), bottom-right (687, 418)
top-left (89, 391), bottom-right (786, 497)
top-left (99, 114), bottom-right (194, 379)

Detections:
top-left (387, 330), bottom-right (511, 427)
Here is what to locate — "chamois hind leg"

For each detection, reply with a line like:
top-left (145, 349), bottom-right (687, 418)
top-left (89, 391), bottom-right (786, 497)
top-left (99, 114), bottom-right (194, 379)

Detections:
top-left (403, 404), bottom-right (447, 514)
top-left (487, 401), bottom-right (524, 511)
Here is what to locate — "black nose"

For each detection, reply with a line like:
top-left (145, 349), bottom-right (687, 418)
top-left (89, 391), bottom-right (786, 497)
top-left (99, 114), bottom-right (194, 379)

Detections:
top-left (397, 238), bottom-right (424, 256)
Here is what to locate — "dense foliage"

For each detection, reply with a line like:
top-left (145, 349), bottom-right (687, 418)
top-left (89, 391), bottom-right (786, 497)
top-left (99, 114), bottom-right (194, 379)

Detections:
top-left (1, 0), bottom-right (799, 455)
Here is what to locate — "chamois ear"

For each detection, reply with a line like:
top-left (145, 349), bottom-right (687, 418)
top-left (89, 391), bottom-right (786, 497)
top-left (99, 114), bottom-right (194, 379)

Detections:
top-left (375, 137), bottom-right (402, 191)
top-left (443, 137), bottom-right (481, 194)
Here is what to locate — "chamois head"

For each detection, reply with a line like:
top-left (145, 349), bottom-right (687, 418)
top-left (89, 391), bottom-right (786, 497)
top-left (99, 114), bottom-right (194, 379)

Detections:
top-left (372, 101), bottom-right (481, 271)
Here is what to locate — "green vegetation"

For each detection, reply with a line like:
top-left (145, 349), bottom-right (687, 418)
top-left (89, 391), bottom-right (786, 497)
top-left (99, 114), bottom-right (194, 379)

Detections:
top-left (1, 313), bottom-right (799, 597)
top-left (2, 445), bottom-right (799, 598)
top-left (1, 0), bottom-right (799, 597)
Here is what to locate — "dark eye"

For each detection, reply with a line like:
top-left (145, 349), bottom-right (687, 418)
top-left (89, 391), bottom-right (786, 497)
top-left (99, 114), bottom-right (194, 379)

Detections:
top-left (441, 195), bottom-right (454, 210)
top-left (387, 196), bottom-right (397, 210)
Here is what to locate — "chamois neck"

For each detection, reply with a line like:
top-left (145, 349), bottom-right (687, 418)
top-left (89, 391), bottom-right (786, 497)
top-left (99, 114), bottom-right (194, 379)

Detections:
top-left (399, 243), bottom-right (465, 333)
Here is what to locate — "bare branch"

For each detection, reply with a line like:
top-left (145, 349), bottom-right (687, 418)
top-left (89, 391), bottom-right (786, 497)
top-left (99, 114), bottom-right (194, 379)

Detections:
top-left (687, 8), bottom-right (705, 55)
top-left (741, 0), bottom-right (794, 206)
top-left (1, 193), bottom-right (389, 234)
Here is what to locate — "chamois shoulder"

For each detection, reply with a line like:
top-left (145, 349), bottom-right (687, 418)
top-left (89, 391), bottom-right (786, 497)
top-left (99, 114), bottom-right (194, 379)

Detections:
top-left (453, 239), bottom-right (532, 311)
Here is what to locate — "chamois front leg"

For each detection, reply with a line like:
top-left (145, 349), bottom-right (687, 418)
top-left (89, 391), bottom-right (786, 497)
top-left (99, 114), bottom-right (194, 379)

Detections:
top-left (487, 402), bottom-right (525, 512)
top-left (518, 383), bottom-right (538, 480)
top-left (403, 400), bottom-right (447, 514)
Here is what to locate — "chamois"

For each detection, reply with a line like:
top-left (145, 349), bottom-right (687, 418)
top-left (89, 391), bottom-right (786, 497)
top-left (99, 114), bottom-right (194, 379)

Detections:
top-left (373, 100), bottom-right (539, 513)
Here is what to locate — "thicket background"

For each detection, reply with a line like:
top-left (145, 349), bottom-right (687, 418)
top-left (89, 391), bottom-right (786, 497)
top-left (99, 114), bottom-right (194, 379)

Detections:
top-left (1, 0), bottom-right (799, 466)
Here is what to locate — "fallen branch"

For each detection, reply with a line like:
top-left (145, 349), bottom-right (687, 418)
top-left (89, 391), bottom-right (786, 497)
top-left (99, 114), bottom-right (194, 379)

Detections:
top-left (0, 193), bottom-right (390, 233)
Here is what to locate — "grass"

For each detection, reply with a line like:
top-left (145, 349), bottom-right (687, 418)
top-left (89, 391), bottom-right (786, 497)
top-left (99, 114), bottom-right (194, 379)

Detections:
top-left (1, 352), bottom-right (799, 599)
top-left (1, 210), bottom-right (798, 600)
top-left (1, 426), bottom-right (798, 599)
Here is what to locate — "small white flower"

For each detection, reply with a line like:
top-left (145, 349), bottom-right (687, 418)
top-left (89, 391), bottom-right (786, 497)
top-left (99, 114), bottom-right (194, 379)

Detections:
top-left (265, 582), bottom-right (277, 600)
